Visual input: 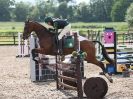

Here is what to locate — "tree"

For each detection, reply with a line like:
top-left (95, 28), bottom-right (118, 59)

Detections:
top-left (89, 0), bottom-right (108, 22)
top-left (125, 3), bottom-right (133, 27)
top-left (14, 2), bottom-right (30, 21)
top-left (76, 3), bottom-right (90, 22)
top-left (67, 6), bottom-right (74, 21)
top-left (57, 0), bottom-right (72, 3)
top-left (35, 0), bottom-right (57, 21)
top-left (111, 0), bottom-right (133, 22)
top-left (35, 0), bottom-right (46, 21)
top-left (102, 0), bottom-right (114, 21)
top-left (0, 0), bottom-right (14, 21)
top-left (56, 2), bottom-right (68, 19)
top-left (29, 6), bottom-right (40, 21)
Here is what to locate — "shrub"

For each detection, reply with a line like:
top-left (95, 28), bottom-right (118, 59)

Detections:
top-left (125, 3), bottom-right (133, 27)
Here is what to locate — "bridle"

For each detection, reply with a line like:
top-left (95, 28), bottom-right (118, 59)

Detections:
top-left (23, 22), bottom-right (31, 39)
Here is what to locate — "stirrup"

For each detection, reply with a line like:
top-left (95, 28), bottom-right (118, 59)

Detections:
top-left (61, 55), bottom-right (65, 61)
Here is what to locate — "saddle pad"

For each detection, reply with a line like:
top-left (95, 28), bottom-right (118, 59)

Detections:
top-left (79, 35), bottom-right (88, 41)
top-left (64, 36), bottom-right (74, 48)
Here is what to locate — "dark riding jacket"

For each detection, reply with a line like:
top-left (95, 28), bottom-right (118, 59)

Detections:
top-left (53, 19), bottom-right (69, 29)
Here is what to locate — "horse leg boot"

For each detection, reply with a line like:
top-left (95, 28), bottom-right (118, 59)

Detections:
top-left (100, 62), bottom-right (113, 83)
top-left (31, 48), bottom-right (46, 62)
top-left (31, 49), bottom-right (38, 62)
top-left (98, 61), bottom-right (113, 83)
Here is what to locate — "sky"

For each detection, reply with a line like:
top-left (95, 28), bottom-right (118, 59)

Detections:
top-left (16, 0), bottom-right (89, 4)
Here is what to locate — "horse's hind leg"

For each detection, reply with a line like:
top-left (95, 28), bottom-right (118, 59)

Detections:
top-left (81, 41), bottom-right (113, 82)
top-left (85, 55), bottom-right (106, 73)
top-left (86, 56), bottom-right (113, 83)
top-left (80, 41), bottom-right (106, 73)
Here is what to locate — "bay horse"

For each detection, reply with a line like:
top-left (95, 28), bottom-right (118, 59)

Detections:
top-left (23, 20), bottom-right (114, 82)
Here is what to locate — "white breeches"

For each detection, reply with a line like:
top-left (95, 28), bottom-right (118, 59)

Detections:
top-left (58, 24), bottom-right (71, 40)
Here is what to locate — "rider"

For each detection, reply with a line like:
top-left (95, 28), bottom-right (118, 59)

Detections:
top-left (44, 16), bottom-right (71, 40)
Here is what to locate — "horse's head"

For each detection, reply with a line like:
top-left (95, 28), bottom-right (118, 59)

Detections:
top-left (23, 20), bottom-right (34, 40)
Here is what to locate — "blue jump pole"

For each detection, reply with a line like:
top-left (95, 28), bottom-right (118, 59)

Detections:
top-left (116, 52), bottom-right (133, 54)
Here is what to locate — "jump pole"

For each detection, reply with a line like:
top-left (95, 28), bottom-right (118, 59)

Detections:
top-left (17, 32), bottom-right (22, 57)
top-left (16, 32), bottom-right (30, 57)
top-left (30, 33), bottom-right (36, 81)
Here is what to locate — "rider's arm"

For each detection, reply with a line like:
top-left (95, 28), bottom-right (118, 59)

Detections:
top-left (44, 23), bottom-right (54, 30)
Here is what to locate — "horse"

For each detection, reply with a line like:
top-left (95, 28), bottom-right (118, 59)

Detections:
top-left (23, 20), bottom-right (114, 82)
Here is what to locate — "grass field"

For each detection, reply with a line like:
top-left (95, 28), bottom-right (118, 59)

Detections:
top-left (0, 22), bottom-right (24, 32)
top-left (0, 22), bottom-right (129, 35)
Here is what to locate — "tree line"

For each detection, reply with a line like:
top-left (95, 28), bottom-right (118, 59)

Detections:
top-left (0, 0), bottom-right (133, 23)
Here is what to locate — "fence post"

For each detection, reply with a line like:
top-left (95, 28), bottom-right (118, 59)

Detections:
top-left (98, 30), bottom-right (101, 54)
top-left (76, 55), bottom-right (83, 98)
top-left (87, 30), bottom-right (90, 39)
top-left (13, 33), bottom-right (16, 45)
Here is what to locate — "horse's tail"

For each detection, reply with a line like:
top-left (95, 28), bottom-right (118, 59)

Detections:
top-left (93, 40), bottom-right (115, 65)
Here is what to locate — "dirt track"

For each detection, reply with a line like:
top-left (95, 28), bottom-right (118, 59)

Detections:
top-left (0, 46), bottom-right (133, 99)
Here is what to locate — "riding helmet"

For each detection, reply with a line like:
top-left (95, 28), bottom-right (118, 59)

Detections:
top-left (44, 16), bottom-right (53, 23)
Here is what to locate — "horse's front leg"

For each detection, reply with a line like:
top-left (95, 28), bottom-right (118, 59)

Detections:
top-left (31, 48), bottom-right (45, 62)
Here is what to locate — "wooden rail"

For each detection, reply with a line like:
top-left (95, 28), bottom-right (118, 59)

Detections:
top-left (58, 75), bottom-right (77, 82)
top-left (57, 67), bottom-right (75, 73)
top-left (58, 80), bottom-right (77, 90)
top-left (0, 35), bottom-right (18, 45)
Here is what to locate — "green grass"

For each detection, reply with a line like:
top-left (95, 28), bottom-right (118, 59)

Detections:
top-left (71, 22), bottom-right (128, 31)
top-left (0, 22), bottom-right (24, 32)
top-left (0, 21), bottom-right (129, 35)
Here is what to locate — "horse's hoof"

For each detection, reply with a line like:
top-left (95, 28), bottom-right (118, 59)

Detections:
top-left (99, 72), bottom-right (104, 75)
top-left (110, 78), bottom-right (113, 83)
top-left (60, 55), bottom-right (65, 61)
top-left (107, 75), bottom-right (113, 83)
top-left (34, 57), bottom-right (40, 61)
top-left (108, 73), bottom-right (112, 76)
top-left (32, 58), bottom-right (38, 63)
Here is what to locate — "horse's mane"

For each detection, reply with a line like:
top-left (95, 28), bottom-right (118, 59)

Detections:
top-left (31, 21), bottom-right (48, 30)
top-left (30, 21), bottom-right (55, 36)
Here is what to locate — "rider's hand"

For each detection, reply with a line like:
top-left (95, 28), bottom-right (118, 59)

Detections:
top-left (49, 28), bottom-right (56, 33)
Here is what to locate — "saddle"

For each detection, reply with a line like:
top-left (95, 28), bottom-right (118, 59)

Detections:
top-left (53, 35), bottom-right (75, 53)
top-left (49, 27), bottom-right (74, 54)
